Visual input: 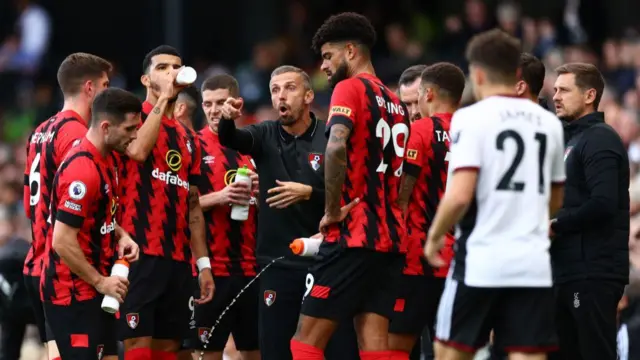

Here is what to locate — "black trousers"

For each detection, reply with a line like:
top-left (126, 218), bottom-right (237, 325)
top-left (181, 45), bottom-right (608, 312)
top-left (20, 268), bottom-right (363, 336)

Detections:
top-left (0, 314), bottom-right (28, 360)
top-left (549, 280), bottom-right (625, 360)
top-left (258, 265), bottom-right (359, 360)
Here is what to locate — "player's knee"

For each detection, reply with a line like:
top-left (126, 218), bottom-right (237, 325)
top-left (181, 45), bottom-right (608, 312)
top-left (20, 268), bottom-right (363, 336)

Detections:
top-left (507, 352), bottom-right (547, 360)
top-left (388, 333), bottom-right (418, 353)
top-left (197, 351), bottom-right (223, 360)
top-left (239, 350), bottom-right (261, 360)
top-left (292, 315), bottom-right (337, 349)
top-left (151, 338), bottom-right (182, 352)
top-left (354, 313), bottom-right (389, 351)
top-left (124, 336), bottom-right (153, 350)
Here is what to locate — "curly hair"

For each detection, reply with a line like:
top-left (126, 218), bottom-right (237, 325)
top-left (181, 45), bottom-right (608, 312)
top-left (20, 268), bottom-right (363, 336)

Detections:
top-left (311, 12), bottom-right (377, 54)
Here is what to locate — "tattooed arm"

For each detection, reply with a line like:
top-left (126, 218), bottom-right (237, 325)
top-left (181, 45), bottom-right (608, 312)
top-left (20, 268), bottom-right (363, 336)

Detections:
top-left (397, 174), bottom-right (418, 213)
top-left (324, 124), bottom-right (350, 218)
top-left (126, 96), bottom-right (168, 162)
top-left (188, 185), bottom-right (207, 260)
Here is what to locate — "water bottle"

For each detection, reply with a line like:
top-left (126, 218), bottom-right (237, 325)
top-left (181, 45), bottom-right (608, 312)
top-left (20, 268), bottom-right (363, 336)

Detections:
top-left (175, 66), bottom-right (197, 85)
top-left (101, 259), bottom-right (130, 314)
top-left (289, 237), bottom-right (323, 256)
top-left (230, 166), bottom-right (251, 221)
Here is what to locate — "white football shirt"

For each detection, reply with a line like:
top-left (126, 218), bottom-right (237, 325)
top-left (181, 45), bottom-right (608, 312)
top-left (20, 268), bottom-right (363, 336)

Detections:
top-left (448, 96), bottom-right (565, 287)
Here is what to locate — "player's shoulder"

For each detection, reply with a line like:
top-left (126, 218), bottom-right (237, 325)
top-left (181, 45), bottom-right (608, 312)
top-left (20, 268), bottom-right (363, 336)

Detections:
top-left (58, 149), bottom-right (99, 181)
top-left (412, 117), bottom-right (435, 133)
top-left (335, 76), bottom-right (364, 90)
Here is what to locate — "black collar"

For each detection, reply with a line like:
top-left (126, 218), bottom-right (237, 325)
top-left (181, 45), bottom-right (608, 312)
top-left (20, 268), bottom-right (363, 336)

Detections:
top-left (278, 112), bottom-right (318, 142)
top-left (564, 111), bottom-right (605, 137)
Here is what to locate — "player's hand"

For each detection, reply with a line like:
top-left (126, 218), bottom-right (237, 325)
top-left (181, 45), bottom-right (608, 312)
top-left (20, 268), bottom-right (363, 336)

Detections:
top-left (221, 181), bottom-right (252, 206)
top-left (319, 198), bottom-right (361, 234)
top-left (248, 170), bottom-right (259, 198)
top-left (221, 97), bottom-right (244, 120)
top-left (95, 275), bottom-right (129, 303)
top-left (266, 180), bottom-right (313, 209)
top-left (196, 268), bottom-right (215, 305)
top-left (424, 236), bottom-right (446, 268)
top-left (310, 232), bottom-right (324, 240)
top-left (152, 68), bottom-right (179, 99)
top-left (118, 234), bottom-right (140, 262)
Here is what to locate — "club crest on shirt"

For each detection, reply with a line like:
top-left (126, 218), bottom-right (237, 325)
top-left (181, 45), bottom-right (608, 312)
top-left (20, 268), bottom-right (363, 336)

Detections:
top-left (97, 344), bottom-right (104, 360)
top-left (564, 146), bottom-right (573, 161)
top-left (407, 149), bottom-right (418, 160)
top-left (69, 181), bottom-right (87, 200)
top-left (308, 153), bottom-right (323, 171)
top-left (126, 313), bottom-right (139, 329)
top-left (198, 327), bottom-right (210, 343)
top-left (264, 290), bottom-right (276, 306)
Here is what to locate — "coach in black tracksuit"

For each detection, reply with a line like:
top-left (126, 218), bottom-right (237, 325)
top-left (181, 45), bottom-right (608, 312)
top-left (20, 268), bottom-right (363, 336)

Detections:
top-left (549, 63), bottom-right (629, 360)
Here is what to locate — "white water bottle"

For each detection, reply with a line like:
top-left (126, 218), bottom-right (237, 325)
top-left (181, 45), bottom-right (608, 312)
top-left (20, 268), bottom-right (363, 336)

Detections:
top-left (289, 237), bottom-right (323, 256)
top-left (230, 166), bottom-right (251, 221)
top-left (101, 259), bottom-right (130, 314)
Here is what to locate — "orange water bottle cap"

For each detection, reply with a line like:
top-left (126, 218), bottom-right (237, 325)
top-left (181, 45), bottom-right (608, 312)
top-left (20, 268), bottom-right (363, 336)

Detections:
top-left (290, 239), bottom-right (304, 255)
top-left (115, 259), bottom-right (130, 267)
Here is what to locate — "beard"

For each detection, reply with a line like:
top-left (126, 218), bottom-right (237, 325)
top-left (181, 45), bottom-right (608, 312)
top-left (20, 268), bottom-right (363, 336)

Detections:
top-left (279, 105), bottom-right (304, 126)
top-left (328, 60), bottom-right (350, 88)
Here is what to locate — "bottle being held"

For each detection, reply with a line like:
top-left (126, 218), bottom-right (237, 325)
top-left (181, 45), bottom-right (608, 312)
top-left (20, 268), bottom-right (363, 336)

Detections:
top-left (101, 259), bottom-right (130, 314)
top-left (290, 237), bottom-right (323, 257)
top-left (230, 166), bottom-right (251, 221)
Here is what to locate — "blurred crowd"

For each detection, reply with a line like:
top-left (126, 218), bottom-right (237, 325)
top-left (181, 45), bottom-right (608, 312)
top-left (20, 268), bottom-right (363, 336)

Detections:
top-left (1, 0), bottom-right (640, 358)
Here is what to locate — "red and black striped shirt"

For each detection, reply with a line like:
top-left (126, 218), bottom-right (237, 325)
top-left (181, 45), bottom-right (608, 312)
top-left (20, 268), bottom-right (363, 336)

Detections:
top-left (324, 73), bottom-right (410, 253)
top-left (41, 138), bottom-right (118, 305)
top-left (23, 110), bottom-right (87, 277)
top-left (197, 127), bottom-right (257, 277)
top-left (117, 101), bottom-right (201, 262)
top-left (403, 114), bottom-right (455, 277)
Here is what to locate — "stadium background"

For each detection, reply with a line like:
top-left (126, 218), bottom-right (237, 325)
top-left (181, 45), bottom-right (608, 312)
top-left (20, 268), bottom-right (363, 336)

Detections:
top-left (0, 0), bottom-right (640, 358)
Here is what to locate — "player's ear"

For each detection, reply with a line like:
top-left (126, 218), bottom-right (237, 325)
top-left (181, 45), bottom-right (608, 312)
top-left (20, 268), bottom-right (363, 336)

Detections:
top-left (426, 87), bottom-right (435, 103)
top-left (584, 88), bottom-right (597, 107)
top-left (100, 120), bottom-right (111, 133)
top-left (345, 42), bottom-right (356, 61)
top-left (304, 89), bottom-right (315, 105)
top-left (83, 79), bottom-right (94, 98)
top-left (515, 80), bottom-right (527, 97)
top-left (140, 74), bottom-right (150, 88)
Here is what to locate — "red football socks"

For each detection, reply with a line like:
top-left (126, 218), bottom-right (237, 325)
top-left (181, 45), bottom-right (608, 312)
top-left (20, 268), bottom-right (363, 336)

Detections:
top-left (388, 350), bottom-right (410, 360)
top-left (360, 350), bottom-right (395, 360)
top-left (291, 339), bottom-right (324, 360)
top-left (124, 347), bottom-right (152, 360)
top-left (151, 350), bottom-right (177, 360)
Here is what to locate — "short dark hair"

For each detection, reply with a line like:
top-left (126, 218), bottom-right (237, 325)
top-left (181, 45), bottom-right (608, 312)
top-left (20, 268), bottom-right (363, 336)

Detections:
top-left (421, 62), bottom-right (467, 104)
top-left (465, 29), bottom-right (522, 84)
top-left (57, 53), bottom-right (112, 97)
top-left (519, 53), bottom-right (545, 97)
top-left (91, 88), bottom-right (142, 127)
top-left (142, 45), bottom-right (181, 74)
top-left (399, 65), bottom-right (427, 87)
top-left (201, 74), bottom-right (240, 97)
top-left (271, 65), bottom-right (312, 90)
top-left (555, 62), bottom-right (605, 110)
top-left (177, 86), bottom-right (200, 118)
top-left (311, 12), bottom-right (376, 54)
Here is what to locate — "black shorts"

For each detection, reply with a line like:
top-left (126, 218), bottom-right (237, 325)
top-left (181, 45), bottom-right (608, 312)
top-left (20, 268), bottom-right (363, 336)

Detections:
top-left (118, 253), bottom-right (192, 341)
top-left (434, 277), bottom-right (557, 353)
top-left (185, 275), bottom-right (259, 351)
top-left (300, 242), bottom-right (404, 321)
top-left (24, 275), bottom-right (50, 343)
top-left (43, 297), bottom-right (118, 359)
top-left (389, 275), bottom-right (445, 335)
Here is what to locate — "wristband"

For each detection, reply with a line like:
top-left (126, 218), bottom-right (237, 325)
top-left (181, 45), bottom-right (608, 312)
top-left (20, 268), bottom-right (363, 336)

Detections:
top-left (196, 257), bottom-right (211, 272)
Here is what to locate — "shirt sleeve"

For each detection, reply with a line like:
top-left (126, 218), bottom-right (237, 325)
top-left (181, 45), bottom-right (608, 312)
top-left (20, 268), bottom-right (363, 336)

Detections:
top-left (403, 122), bottom-right (428, 178)
top-left (552, 126), bottom-right (625, 233)
top-left (551, 118), bottom-right (566, 184)
top-left (55, 159), bottom-right (100, 229)
top-left (448, 111), bottom-right (482, 172)
top-left (218, 118), bottom-right (266, 157)
top-left (326, 79), bottom-right (360, 136)
top-left (54, 121), bottom-right (86, 166)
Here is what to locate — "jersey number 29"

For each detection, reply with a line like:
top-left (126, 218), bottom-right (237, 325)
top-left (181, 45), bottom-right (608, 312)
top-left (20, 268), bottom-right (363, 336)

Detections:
top-left (375, 118), bottom-right (409, 177)
top-left (496, 130), bottom-right (547, 194)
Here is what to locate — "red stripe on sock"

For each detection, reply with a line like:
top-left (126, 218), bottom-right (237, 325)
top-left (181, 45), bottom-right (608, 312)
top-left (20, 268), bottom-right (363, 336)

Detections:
top-left (291, 339), bottom-right (324, 360)
top-left (124, 347), bottom-right (152, 360)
